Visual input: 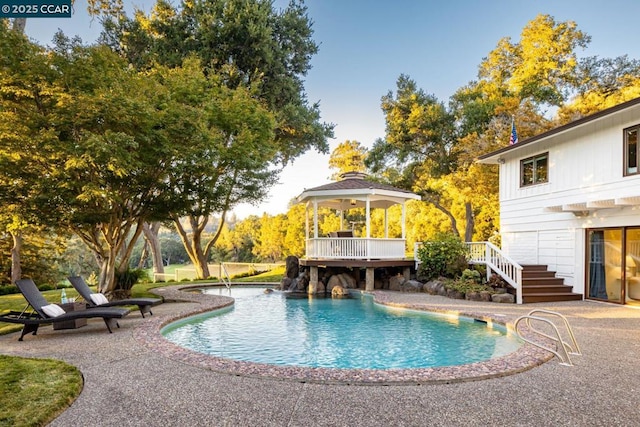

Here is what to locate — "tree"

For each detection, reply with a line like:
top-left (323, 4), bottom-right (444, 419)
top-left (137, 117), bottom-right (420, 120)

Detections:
top-left (366, 75), bottom-right (464, 235)
top-left (228, 215), bottom-right (261, 262)
top-left (367, 15), bottom-right (601, 242)
top-left (283, 203), bottom-right (306, 257)
top-left (98, 0), bottom-right (332, 163)
top-left (0, 22), bottom-right (66, 284)
top-left (478, 14), bottom-right (590, 107)
top-left (328, 140), bottom-right (368, 180)
top-left (94, 0), bottom-right (333, 275)
top-left (368, 74), bottom-right (456, 188)
top-left (157, 59), bottom-right (277, 278)
top-left (254, 214), bottom-right (286, 262)
top-left (0, 28), bottom-right (190, 294)
top-left (557, 55), bottom-right (640, 122)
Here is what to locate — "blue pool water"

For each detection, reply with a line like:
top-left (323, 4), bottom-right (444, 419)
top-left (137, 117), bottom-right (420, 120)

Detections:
top-left (162, 287), bottom-right (521, 370)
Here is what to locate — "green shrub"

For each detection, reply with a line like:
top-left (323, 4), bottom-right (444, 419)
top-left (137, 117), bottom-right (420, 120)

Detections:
top-left (460, 269), bottom-right (482, 284)
top-left (114, 268), bottom-right (149, 291)
top-left (0, 285), bottom-right (18, 295)
top-left (488, 273), bottom-right (513, 290)
top-left (37, 284), bottom-right (55, 292)
top-left (232, 269), bottom-right (266, 279)
top-left (417, 233), bottom-right (469, 280)
top-left (445, 279), bottom-right (493, 295)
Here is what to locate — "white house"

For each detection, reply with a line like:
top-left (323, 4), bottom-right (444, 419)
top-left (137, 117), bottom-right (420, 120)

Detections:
top-left (478, 97), bottom-right (640, 305)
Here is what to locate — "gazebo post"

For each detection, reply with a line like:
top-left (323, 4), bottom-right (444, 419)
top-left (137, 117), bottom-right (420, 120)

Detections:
top-left (304, 202), bottom-right (310, 258)
top-left (365, 197), bottom-right (371, 238)
top-left (313, 199), bottom-right (318, 238)
top-left (401, 202), bottom-right (406, 239)
top-left (401, 201), bottom-right (410, 279)
top-left (384, 208), bottom-right (389, 238)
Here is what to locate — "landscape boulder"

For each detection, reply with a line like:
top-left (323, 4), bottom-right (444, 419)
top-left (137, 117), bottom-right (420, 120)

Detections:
top-left (423, 280), bottom-right (444, 295)
top-left (326, 273), bottom-right (356, 293)
top-left (491, 293), bottom-right (515, 303)
top-left (331, 285), bottom-right (349, 298)
top-left (446, 288), bottom-right (465, 299)
top-left (401, 279), bottom-right (424, 293)
top-left (389, 274), bottom-right (406, 291)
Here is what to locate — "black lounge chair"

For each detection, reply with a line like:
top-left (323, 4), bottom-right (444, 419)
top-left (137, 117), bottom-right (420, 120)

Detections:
top-left (0, 279), bottom-right (130, 341)
top-left (68, 275), bottom-right (161, 318)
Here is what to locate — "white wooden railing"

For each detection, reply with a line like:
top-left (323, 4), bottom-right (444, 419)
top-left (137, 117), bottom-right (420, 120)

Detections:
top-left (467, 241), bottom-right (523, 304)
top-left (415, 241), bottom-right (523, 304)
top-left (305, 238), bottom-right (407, 260)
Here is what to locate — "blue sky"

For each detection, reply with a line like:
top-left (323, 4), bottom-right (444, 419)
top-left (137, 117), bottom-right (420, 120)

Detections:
top-left (24, 0), bottom-right (640, 218)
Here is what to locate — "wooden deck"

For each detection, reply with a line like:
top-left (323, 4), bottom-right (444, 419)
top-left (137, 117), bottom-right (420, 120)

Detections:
top-left (299, 258), bottom-right (415, 268)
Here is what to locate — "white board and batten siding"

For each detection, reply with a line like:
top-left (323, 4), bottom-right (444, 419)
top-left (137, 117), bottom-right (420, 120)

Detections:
top-left (498, 104), bottom-right (640, 295)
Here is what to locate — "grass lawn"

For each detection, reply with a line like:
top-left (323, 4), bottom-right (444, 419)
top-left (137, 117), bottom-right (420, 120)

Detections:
top-left (0, 355), bottom-right (83, 427)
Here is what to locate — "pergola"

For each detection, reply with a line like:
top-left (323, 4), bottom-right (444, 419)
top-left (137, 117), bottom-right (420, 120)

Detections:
top-left (295, 172), bottom-right (421, 292)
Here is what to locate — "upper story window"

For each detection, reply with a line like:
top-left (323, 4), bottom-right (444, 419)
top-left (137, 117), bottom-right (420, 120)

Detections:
top-left (520, 153), bottom-right (548, 187)
top-left (625, 125), bottom-right (639, 176)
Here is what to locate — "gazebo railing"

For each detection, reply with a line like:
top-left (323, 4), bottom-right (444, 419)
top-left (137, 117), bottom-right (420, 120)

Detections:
top-left (305, 238), bottom-right (407, 259)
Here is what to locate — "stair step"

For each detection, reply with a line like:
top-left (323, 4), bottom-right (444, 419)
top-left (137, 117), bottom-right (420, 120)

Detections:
top-left (522, 284), bottom-right (575, 294)
top-left (522, 277), bottom-right (566, 287)
top-left (522, 293), bottom-right (583, 303)
top-left (522, 270), bottom-right (557, 278)
top-left (521, 265), bottom-right (549, 272)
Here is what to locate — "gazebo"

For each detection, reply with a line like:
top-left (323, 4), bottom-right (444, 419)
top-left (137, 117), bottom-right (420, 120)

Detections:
top-left (295, 172), bottom-right (421, 292)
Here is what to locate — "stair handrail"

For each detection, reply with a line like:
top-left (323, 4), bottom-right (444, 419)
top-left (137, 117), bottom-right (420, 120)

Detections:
top-left (220, 263), bottom-right (231, 289)
top-left (514, 309), bottom-right (581, 366)
top-left (466, 241), bottom-right (523, 304)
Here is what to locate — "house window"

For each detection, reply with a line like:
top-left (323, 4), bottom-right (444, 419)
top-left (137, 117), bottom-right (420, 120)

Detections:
top-left (625, 125), bottom-right (639, 175)
top-left (520, 153), bottom-right (548, 187)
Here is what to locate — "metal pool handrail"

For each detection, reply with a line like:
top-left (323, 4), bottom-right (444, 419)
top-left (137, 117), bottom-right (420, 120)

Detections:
top-left (514, 309), bottom-right (581, 366)
top-left (221, 263), bottom-right (231, 289)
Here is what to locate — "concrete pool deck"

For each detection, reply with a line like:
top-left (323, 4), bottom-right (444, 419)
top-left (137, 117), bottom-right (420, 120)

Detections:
top-left (2, 286), bottom-right (640, 426)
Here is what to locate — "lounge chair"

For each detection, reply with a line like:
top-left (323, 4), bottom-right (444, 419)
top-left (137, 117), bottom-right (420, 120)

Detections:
top-left (0, 279), bottom-right (130, 341)
top-left (68, 276), bottom-right (161, 318)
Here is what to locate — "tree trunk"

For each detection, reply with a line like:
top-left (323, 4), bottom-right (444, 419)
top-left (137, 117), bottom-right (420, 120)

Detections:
top-left (75, 219), bottom-right (144, 297)
top-left (142, 222), bottom-right (164, 279)
top-left (173, 213), bottom-right (226, 280)
top-left (10, 230), bottom-right (22, 284)
top-left (137, 239), bottom-right (149, 269)
top-left (173, 215), bottom-right (211, 279)
top-left (464, 202), bottom-right (475, 242)
top-left (97, 248), bottom-right (117, 296)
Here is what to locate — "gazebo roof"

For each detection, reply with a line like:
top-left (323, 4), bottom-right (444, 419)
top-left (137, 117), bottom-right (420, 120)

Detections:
top-left (296, 172), bottom-right (421, 210)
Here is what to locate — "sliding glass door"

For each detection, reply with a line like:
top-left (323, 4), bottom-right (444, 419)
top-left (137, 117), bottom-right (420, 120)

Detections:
top-left (588, 227), bottom-right (640, 304)
top-left (625, 228), bottom-right (640, 303)
top-left (588, 229), bottom-right (622, 303)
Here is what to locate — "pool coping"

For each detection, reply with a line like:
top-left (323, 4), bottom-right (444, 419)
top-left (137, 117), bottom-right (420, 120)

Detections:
top-left (137, 284), bottom-right (554, 386)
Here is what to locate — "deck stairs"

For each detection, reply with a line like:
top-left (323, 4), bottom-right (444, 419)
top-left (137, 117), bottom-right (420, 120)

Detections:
top-left (521, 265), bottom-right (582, 303)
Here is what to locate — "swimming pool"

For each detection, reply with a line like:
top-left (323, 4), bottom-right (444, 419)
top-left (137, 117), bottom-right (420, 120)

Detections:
top-left (161, 287), bottom-right (521, 370)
